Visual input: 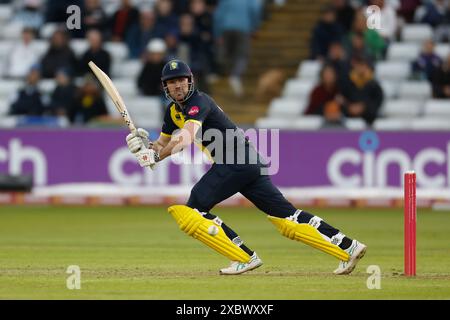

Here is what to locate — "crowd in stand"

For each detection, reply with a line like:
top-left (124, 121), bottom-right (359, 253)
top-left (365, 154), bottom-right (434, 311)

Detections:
top-left (3, 0), bottom-right (450, 128)
top-left (306, 0), bottom-right (450, 128)
top-left (2, 0), bottom-right (265, 125)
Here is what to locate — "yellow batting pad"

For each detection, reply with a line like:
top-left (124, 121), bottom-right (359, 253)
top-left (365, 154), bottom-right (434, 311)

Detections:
top-left (168, 205), bottom-right (251, 263)
top-left (268, 216), bottom-right (350, 261)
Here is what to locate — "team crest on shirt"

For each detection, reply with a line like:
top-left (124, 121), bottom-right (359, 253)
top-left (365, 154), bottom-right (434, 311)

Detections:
top-left (188, 106), bottom-right (200, 116)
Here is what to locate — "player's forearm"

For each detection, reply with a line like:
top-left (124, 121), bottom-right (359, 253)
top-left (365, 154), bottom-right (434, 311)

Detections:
top-left (156, 123), bottom-right (198, 162)
top-left (158, 137), bottom-right (191, 161)
top-left (152, 141), bottom-right (166, 153)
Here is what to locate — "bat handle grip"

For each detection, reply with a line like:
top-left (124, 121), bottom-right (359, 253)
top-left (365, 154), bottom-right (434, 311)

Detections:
top-left (129, 124), bottom-right (137, 135)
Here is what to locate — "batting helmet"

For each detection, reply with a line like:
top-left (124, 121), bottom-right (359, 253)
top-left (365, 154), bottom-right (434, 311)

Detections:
top-left (161, 59), bottom-right (195, 103)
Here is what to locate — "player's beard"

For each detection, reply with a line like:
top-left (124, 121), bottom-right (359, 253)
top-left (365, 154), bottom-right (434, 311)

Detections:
top-left (173, 88), bottom-right (187, 102)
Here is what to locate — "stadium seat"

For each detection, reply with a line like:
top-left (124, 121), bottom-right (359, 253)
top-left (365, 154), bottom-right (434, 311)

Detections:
top-left (344, 118), bottom-right (367, 130)
top-left (387, 42), bottom-right (421, 61)
top-left (104, 42), bottom-right (129, 62)
top-left (282, 79), bottom-right (314, 98)
top-left (110, 79), bottom-right (138, 97)
top-left (381, 99), bottom-right (424, 118)
top-left (70, 39), bottom-right (89, 57)
top-left (134, 117), bottom-right (162, 129)
top-left (398, 81), bottom-right (432, 100)
top-left (0, 80), bottom-right (22, 98)
top-left (423, 99), bottom-right (450, 117)
top-left (112, 60), bottom-right (142, 78)
top-left (105, 95), bottom-right (161, 120)
top-left (33, 40), bottom-right (50, 57)
top-left (105, 98), bottom-right (117, 117)
top-left (267, 98), bottom-right (307, 118)
top-left (127, 96), bottom-right (162, 128)
top-left (401, 24), bottom-right (433, 42)
top-left (411, 118), bottom-right (450, 130)
top-left (0, 5), bottom-right (12, 24)
top-left (1, 23), bottom-right (22, 40)
top-left (38, 80), bottom-right (57, 94)
top-left (375, 61), bottom-right (411, 81)
top-left (255, 117), bottom-right (295, 129)
top-left (410, 118), bottom-right (450, 130)
top-left (435, 44), bottom-right (450, 60)
top-left (292, 116), bottom-right (323, 130)
top-left (103, 1), bottom-right (120, 16)
top-left (0, 99), bottom-right (9, 115)
top-left (373, 118), bottom-right (411, 130)
top-left (0, 40), bottom-right (12, 59)
top-left (380, 80), bottom-right (399, 99)
top-left (297, 60), bottom-right (322, 80)
top-left (0, 116), bottom-right (18, 128)
top-left (128, 96), bottom-right (162, 116)
top-left (40, 23), bottom-right (60, 39)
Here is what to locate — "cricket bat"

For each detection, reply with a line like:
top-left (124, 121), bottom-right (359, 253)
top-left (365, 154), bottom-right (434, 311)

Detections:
top-left (88, 61), bottom-right (137, 134)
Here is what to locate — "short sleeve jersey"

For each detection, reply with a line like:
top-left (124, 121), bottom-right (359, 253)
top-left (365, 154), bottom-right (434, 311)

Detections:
top-left (161, 90), bottom-right (253, 164)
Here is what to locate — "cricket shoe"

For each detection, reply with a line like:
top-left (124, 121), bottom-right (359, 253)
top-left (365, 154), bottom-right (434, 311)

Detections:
top-left (220, 252), bottom-right (263, 275)
top-left (333, 240), bottom-right (367, 275)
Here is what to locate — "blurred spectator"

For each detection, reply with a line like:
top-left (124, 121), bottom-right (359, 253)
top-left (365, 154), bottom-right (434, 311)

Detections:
top-left (347, 10), bottom-right (386, 61)
top-left (414, 0), bottom-right (449, 28)
top-left (190, 0), bottom-right (217, 77)
top-left (305, 64), bottom-right (341, 115)
top-left (191, 0), bottom-right (214, 41)
top-left (9, 65), bottom-right (45, 116)
top-left (3, 28), bottom-right (39, 79)
top-left (255, 68), bottom-right (286, 103)
top-left (78, 29), bottom-right (111, 76)
top-left (79, 0), bottom-right (108, 37)
top-left (178, 14), bottom-right (209, 92)
top-left (432, 53), bottom-right (450, 98)
top-left (46, 0), bottom-right (82, 23)
top-left (164, 31), bottom-right (179, 61)
top-left (126, 9), bottom-right (163, 59)
top-left (386, 0), bottom-right (401, 10)
top-left (214, 0), bottom-right (262, 97)
top-left (172, 0), bottom-right (190, 14)
top-left (347, 32), bottom-right (375, 64)
top-left (155, 0), bottom-right (179, 37)
top-left (260, 0), bottom-right (274, 20)
top-left (206, 0), bottom-right (219, 7)
top-left (321, 99), bottom-right (345, 128)
top-left (310, 6), bottom-right (344, 61)
top-left (108, 0), bottom-right (139, 42)
top-left (331, 0), bottom-right (355, 33)
top-left (370, 0), bottom-right (398, 42)
top-left (49, 68), bottom-right (77, 116)
top-left (412, 39), bottom-right (442, 81)
top-left (341, 58), bottom-right (383, 126)
top-left (69, 74), bottom-right (108, 124)
top-left (398, 0), bottom-right (422, 23)
top-left (12, 0), bottom-right (44, 32)
top-left (40, 29), bottom-right (78, 78)
top-left (137, 38), bottom-right (167, 96)
top-left (430, 2), bottom-right (450, 42)
top-left (326, 42), bottom-right (351, 84)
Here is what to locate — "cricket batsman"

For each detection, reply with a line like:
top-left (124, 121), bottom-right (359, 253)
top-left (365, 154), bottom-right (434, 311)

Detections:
top-left (125, 59), bottom-right (367, 275)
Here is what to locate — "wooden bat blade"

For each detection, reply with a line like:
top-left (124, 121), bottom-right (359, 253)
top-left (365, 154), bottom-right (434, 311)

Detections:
top-left (88, 61), bottom-right (136, 133)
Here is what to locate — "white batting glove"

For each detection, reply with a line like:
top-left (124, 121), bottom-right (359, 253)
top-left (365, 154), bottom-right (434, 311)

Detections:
top-left (126, 128), bottom-right (151, 154)
top-left (134, 148), bottom-right (160, 169)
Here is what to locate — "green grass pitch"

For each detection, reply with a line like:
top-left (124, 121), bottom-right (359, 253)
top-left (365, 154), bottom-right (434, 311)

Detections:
top-left (0, 205), bottom-right (449, 299)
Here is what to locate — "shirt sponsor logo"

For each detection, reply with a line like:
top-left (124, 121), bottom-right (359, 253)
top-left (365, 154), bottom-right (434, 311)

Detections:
top-left (188, 106), bottom-right (199, 116)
